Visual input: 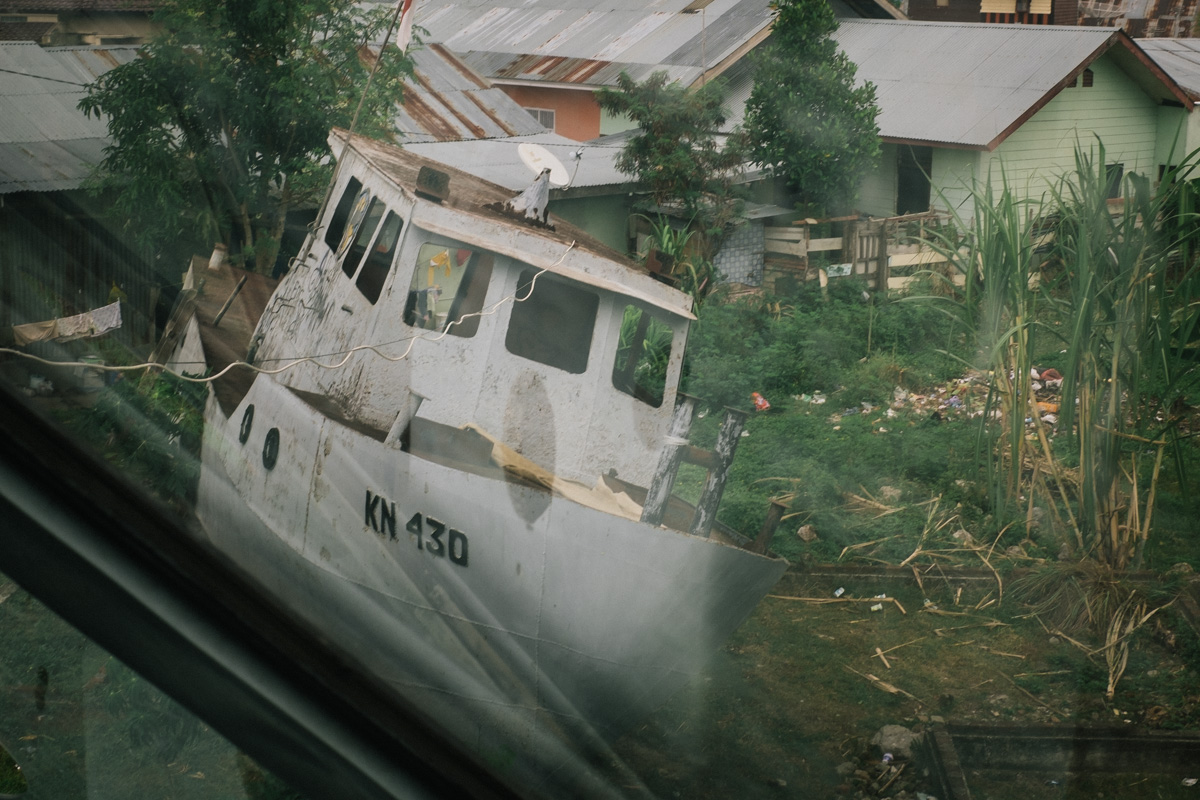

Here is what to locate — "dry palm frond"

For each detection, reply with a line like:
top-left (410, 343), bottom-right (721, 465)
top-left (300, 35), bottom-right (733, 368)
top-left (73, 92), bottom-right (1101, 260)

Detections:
top-left (1098, 593), bottom-right (1172, 700)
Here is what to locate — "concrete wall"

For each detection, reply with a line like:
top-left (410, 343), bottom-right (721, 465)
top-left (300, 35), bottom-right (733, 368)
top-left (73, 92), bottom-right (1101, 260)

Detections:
top-left (499, 85), bottom-right (603, 142)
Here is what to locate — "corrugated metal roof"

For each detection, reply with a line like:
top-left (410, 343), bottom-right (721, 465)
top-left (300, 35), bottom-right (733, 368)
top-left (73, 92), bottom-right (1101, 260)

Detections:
top-left (0, 43), bottom-right (140, 193)
top-left (396, 44), bottom-right (546, 142)
top-left (405, 132), bottom-right (629, 191)
top-left (409, 0), bottom-right (776, 87)
top-left (0, 40), bottom-right (544, 193)
top-left (0, 1), bottom-right (158, 10)
top-left (831, 20), bottom-right (1178, 149)
top-left (1141, 38), bottom-right (1200, 98)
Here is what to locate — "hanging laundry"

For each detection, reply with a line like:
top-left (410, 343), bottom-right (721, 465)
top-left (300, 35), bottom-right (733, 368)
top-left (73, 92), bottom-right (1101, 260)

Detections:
top-left (11, 301), bottom-right (122, 346)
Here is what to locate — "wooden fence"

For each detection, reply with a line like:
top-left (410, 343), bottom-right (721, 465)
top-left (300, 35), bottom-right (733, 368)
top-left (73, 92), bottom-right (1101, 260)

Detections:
top-left (762, 213), bottom-right (967, 294)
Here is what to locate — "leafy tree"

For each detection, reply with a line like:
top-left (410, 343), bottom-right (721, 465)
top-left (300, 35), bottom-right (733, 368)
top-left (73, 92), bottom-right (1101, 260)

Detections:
top-left (596, 71), bottom-right (746, 259)
top-left (81, 0), bottom-right (414, 273)
top-left (743, 0), bottom-right (881, 215)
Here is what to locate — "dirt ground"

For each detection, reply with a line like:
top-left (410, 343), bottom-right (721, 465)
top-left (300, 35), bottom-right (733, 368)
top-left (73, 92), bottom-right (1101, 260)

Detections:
top-left (610, 567), bottom-right (1200, 799)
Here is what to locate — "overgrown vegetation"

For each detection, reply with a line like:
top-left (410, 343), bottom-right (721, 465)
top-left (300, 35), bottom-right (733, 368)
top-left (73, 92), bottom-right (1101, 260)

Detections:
top-left (596, 72), bottom-right (746, 259)
top-left (742, 0), bottom-right (881, 215)
top-left (55, 370), bottom-right (208, 511)
top-left (81, 0), bottom-right (415, 272)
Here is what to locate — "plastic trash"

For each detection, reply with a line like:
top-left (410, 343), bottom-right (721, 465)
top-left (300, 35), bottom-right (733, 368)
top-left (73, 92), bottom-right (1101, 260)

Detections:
top-left (834, 587), bottom-right (845, 597)
top-left (882, 753), bottom-right (893, 763)
top-left (870, 603), bottom-right (883, 612)
top-left (752, 392), bottom-right (770, 411)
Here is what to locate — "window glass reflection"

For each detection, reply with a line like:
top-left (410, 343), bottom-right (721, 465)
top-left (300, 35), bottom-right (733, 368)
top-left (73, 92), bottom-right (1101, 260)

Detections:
top-left (0, 575), bottom-right (305, 800)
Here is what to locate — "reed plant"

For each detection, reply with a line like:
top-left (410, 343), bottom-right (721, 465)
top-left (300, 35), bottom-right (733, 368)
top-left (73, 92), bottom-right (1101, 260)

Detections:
top-left (925, 143), bottom-right (1200, 572)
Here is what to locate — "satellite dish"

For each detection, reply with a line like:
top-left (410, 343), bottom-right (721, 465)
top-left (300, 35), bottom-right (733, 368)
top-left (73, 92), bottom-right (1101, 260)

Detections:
top-left (518, 142), bottom-right (570, 187)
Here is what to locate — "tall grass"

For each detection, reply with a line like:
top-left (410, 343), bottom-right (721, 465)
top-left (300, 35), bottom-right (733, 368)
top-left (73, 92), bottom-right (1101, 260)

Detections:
top-left (924, 143), bottom-right (1200, 570)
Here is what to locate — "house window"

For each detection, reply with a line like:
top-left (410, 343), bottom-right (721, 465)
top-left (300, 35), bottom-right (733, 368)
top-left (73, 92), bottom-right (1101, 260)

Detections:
top-left (324, 177), bottom-right (364, 253)
top-left (354, 211), bottom-right (403, 304)
top-left (1082, 68), bottom-right (1094, 88)
top-left (1105, 163), bottom-right (1124, 199)
top-left (612, 305), bottom-right (672, 407)
top-left (505, 269), bottom-right (598, 374)
top-left (404, 243), bottom-right (493, 337)
top-left (524, 107), bottom-right (556, 131)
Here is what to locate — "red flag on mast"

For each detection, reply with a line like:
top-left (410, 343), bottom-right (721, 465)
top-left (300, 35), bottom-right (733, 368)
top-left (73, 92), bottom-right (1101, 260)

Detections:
top-left (396, 0), bottom-right (416, 53)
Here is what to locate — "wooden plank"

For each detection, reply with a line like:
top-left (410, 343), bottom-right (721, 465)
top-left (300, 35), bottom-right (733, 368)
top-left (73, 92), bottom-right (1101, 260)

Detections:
top-left (764, 240), bottom-right (806, 256)
top-left (809, 237), bottom-right (842, 251)
top-left (889, 251), bottom-right (949, 268)
top-left (764, 228), bottom-right (806, 241)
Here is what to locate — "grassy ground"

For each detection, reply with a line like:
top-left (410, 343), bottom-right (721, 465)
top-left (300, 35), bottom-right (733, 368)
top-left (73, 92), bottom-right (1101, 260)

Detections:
top-left (612, 568), bottom-right (1200, 799)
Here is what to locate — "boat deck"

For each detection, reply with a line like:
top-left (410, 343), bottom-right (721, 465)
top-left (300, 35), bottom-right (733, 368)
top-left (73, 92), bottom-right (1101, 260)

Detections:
top-left (169, 257), bottom-right (278, 417)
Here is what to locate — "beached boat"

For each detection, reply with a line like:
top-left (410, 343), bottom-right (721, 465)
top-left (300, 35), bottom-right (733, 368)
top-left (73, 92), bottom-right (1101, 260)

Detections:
top-left (164, 130), bottom-right (787, 793)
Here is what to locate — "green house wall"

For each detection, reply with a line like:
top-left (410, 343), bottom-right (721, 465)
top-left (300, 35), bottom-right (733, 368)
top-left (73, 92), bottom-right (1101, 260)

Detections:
top-left (859, 52), bottom-right (1183, 221)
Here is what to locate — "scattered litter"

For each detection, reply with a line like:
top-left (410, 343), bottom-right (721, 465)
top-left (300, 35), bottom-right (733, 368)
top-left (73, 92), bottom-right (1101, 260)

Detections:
top-left (740, 430), bottom-right (750, 437)
top-left (882, 753), bottom-right (893, 763)
top-left (28, 375), bottom-right (53, 397)
top-left (870, 603), bottom-right (884, 612)
top-left (1183, 777), bottom-right (1198, 787)
top-left (752, 392), bottom-right (770, 412)
top-left (834, 587), bottom-right (845, 597)
top-left (875, 593), bottom-right (888, 599)
top-left (796, 524), bottom-right (819, 543)
top-left (811, 392), bottom-right (826, 405)
top-left (861, 401), bottom-right (874, 413)
top-left (885, 408), bottom-right (897, 418)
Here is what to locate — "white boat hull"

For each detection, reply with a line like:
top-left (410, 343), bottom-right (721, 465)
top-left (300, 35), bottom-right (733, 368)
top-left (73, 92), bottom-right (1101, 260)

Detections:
top-left (196, 373), bottom-right (786, 788)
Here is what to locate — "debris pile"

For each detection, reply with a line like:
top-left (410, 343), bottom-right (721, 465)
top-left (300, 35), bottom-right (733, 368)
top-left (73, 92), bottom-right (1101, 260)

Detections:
top-left (791, 366), bottom-right (1070, 435)
top-left (832, 725), bottom-right (939, 799)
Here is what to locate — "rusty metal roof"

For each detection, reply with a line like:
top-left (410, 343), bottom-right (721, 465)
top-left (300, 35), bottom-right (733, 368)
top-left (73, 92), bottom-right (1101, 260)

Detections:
top-left (396, 44), bottom-right (545, 143)
top-left (0, 40), bottom-right (543, 194)
top-left (832, 20), bottom-right (1190, 149)
top-left (411, 0), bottom-right (777, 88)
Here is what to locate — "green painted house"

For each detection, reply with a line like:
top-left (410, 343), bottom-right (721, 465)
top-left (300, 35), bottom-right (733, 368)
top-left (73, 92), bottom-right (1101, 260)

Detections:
top-left (830, 21), bottom-right (1193, 220)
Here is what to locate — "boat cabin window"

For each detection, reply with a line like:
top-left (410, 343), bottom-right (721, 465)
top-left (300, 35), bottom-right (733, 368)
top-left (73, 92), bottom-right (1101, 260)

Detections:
top-left (505, 269), bottom-right (598, 375)
top-left (355, 210), bottom-right (403, 304)
top-left (341, 197), bottom-right (385, 279)
top-left (612, 305), bottom-right (672, 407)
top-left (323, 177), bottom-right (364, 253)
top-left (403, 243), bottom-right (494, 338)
